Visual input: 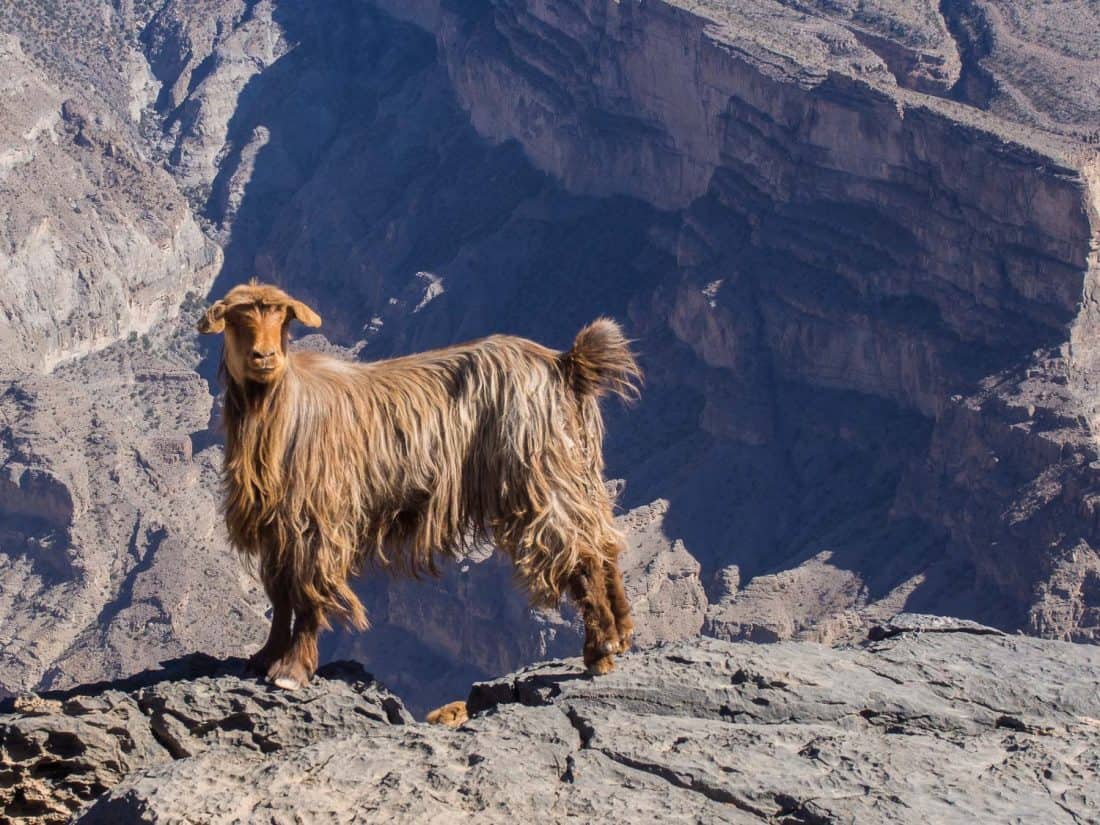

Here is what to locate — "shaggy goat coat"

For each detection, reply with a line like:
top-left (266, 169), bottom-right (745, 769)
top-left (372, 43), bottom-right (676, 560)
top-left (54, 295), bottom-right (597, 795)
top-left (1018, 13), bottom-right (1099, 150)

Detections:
top-left (221, 321), bottom-right (640, 632)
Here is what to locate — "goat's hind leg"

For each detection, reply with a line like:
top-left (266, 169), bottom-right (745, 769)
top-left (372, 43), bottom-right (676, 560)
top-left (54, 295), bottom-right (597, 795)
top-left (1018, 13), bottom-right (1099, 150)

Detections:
top-left (569, 555), bottom-right (621, 675)
top-left (603, 545), bottom-right (634, 654)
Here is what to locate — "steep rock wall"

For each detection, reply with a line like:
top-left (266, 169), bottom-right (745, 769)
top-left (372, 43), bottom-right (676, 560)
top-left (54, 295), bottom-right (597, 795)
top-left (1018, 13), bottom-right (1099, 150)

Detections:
top-left (374, 0), bottom-right (1100, 640)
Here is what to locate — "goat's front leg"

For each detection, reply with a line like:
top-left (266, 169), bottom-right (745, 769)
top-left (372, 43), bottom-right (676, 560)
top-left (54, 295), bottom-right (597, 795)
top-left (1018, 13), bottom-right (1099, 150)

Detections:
top-left (267, 605), bottom-right (322, 690)
top-left (247, 588), bottom-right (292, 676)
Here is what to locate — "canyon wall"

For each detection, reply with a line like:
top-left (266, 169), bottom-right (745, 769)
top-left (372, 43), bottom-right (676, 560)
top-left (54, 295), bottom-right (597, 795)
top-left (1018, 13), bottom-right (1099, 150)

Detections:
top-left (0, 16), bottom-right (219, 373)
top-left (1, 0), bottom-right (1099, 712)
top-left (371, 0), bottom-right (1100, 642)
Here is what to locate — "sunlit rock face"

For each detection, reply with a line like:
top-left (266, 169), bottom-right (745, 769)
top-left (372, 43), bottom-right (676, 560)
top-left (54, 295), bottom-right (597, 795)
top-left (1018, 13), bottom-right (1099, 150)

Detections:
top-left (0, 30), bottom-right (219, 374)
top-left (1, 0), bottom-right (1100, 713)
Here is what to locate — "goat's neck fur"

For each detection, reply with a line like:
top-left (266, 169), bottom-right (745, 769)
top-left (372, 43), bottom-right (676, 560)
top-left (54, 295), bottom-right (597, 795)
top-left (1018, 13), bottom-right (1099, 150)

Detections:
top-left (221, 354), bottom-right (370, 628)
top-left (222, 363), bottom-right (296, 549)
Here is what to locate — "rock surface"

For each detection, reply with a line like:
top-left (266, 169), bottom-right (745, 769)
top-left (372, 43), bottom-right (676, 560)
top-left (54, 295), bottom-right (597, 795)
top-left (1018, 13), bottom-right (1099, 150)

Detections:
top-left (0, 654), bottom-right (408, 823)
top-left (0, 25), bottom-right (219, 372)
top-left (0, 333), bottom-right (270, 697)
top-left (2, 619), bottom-right (1096, 823)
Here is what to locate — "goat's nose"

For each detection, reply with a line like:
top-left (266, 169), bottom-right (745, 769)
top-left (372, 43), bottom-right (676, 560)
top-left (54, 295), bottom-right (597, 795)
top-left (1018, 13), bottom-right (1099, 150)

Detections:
top-left (251, 348), bottom-right (276, 360)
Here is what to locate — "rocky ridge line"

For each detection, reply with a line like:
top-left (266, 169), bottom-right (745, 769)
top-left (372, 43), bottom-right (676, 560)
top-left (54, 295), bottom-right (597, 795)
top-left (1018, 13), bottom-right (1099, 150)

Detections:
top-left (1, 615), bottom-right (1096, 823)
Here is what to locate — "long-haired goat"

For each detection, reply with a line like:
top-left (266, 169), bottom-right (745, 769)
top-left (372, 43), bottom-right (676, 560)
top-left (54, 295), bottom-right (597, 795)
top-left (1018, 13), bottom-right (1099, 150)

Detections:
top-left (198, 282), bottom-right (641, 689)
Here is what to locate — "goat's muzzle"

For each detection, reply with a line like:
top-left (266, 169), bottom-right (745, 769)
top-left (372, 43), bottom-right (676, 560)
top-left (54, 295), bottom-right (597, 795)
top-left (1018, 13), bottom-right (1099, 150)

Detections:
top-left (247, 352), bottom-right (283, 382)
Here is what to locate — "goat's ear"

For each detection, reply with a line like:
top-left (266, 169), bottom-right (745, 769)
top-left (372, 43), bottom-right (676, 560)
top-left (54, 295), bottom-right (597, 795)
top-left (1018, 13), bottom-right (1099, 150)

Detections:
top-left (197, 301), bottom-right (227, 334)
top-left (287, 300), bottom-right (322, 328)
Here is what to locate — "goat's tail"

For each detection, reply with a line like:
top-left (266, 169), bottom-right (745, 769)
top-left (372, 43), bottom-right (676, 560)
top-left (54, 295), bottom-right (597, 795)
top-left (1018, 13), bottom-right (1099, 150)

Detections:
top-left (559, 318), bottom-right (642, 402)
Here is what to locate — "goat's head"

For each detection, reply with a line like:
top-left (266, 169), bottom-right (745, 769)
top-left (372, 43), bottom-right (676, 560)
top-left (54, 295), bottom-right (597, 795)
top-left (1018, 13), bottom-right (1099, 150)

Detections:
top-left (197, 281), bottom-right (322, 385)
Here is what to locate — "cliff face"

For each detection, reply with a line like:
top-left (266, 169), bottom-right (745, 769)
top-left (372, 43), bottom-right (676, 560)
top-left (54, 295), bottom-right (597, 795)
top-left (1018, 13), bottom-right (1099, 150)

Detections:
top-left (1, 0), bottom-right (1100, 715)
top-left (0, 341), bottom-right (271, 697)
top-left (0, 22), bottom-right (219, 373)
top-left (0, 9), bottom-right (225, 685)
top-left (367, 0), bottom-right (1100, 643)
top-left (408, 0), bottom-right (1093, 402)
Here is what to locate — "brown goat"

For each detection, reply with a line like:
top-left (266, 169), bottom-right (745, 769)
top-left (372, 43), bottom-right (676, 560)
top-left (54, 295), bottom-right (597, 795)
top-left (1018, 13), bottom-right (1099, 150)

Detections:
top-left (198, 282), bottom-right (641, 689)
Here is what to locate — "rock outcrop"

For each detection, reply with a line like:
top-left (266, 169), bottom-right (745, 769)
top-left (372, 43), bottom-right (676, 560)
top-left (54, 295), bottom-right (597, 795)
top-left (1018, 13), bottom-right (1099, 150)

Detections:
top-left (2, 618), bottom-right (1097, 823)
top-left (0, 654), bottom-right (408, 823)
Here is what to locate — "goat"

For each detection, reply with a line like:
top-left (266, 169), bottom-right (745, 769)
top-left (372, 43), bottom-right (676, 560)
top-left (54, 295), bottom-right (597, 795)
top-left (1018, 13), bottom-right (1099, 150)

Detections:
top-left (198, 281), bottom-right (640, 689)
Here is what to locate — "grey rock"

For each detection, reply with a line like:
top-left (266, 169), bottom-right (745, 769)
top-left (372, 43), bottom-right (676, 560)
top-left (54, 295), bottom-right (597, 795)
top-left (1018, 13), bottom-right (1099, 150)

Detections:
top-left (617, 499), bottom-right (708, 648)
top-left (62, 625), bottom-right (1100, 823)
top-left (0, 654), bottom-right (408, 824)
top-left (0, 338), bottom-right (270, 698)
top-left (865, 612), bottom-right (1007, 640)
top-left (0, 32), bottom-right (219, 373)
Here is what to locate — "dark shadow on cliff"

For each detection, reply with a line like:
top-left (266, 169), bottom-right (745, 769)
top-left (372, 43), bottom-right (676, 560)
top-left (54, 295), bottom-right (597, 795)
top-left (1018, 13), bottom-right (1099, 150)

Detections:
top-left (2, 653), bottom-right (244, 710)
top-left (466, 668), bottom-right (591, 715)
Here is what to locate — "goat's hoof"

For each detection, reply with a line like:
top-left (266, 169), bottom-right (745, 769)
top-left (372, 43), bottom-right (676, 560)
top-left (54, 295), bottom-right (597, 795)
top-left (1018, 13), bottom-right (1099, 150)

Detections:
top-left (586, 656), bottom-right (615, 676)
top-left (267, 658), bottom-right (311, 691)
top-left (617, 630), bottom-right (634, 654)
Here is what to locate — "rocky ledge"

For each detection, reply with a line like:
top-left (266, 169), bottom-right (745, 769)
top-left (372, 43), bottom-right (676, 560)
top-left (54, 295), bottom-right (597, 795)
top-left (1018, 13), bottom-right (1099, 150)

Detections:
top-left (2, 615), bottom-right (1098, 823)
